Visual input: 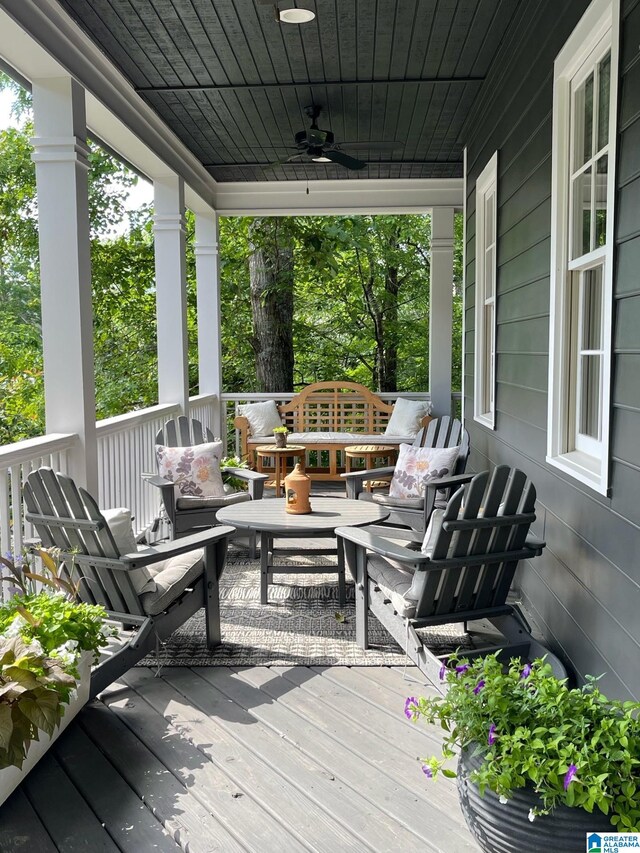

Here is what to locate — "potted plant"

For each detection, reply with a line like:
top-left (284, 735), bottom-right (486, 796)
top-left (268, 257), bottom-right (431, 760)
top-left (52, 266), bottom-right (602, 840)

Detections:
top-left (0, 550), bottom-right (112, 803)
top-left (405, 653), bottom-right (640, 852)
top-left (273, 425), bottom-right (289, 448)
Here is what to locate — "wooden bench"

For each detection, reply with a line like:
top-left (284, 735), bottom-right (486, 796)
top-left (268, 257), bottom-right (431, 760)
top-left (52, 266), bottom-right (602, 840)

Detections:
top-left (234, 381), bottom-right (431, 482)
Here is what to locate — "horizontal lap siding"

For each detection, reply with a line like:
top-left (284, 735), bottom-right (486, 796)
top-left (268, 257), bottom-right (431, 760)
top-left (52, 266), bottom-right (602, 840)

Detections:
top-left (465, 0), bottom-right (640, 699)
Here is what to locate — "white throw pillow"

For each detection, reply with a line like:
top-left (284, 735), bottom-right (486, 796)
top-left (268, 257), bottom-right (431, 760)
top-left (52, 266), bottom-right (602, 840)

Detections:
top-left (388, 444), bottom-right (460, 499)
top-left (101, 507), bottom-right (156, 595)
top-left (385, 398), bottom-right (432, 436)
top-left (238, 400), bottom-right (283, 436)
top-left (156, 441), bottom-right (225, 499)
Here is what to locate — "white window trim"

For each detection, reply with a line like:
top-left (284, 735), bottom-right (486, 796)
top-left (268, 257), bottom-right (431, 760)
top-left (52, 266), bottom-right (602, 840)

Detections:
top-left (474, 151), bottom-right (498, 429)
top-left (547, 0), bottom-right (619, 496)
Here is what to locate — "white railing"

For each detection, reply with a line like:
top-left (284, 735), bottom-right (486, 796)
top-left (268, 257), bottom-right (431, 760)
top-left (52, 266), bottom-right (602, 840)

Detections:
top-left (0, 432), bottom-right (78, 562)
top-left (189, 393), bottom-right (218, 438)
top-left (96, 402), bottom-right (180, 535)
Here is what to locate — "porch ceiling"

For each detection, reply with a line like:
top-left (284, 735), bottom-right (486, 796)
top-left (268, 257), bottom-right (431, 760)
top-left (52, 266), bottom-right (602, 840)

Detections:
top-left (55, 0), bottom-right (523, 183)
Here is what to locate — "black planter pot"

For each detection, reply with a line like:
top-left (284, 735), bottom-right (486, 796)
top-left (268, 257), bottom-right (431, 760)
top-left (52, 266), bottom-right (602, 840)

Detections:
top-left (457, 746), bottom-right (613, 853)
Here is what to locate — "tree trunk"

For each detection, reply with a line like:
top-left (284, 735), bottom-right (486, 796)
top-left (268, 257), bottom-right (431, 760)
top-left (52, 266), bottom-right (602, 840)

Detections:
top-left (378, 264), bottom-right (399, 392)
top-left (248, 218), bottom-right (295, 392)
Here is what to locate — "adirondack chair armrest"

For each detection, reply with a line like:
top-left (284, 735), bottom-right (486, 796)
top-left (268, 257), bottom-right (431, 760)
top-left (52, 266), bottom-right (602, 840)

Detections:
top-left (335, 526), bottom-right (432, 565)
top-left (424, 472), bottom-right (474, 491)
top-left (222, 467), bottom-right (268, 481)
top-left (341, 465), bottom-right (395, 499)
top-left (144, 474), bottom-right (174, 490)
top-left (524, 534), bottom-right (545, 555)
top-left (222, 466), bottom-right (268, 500)
top-left (121, 525), bottom-right (235, 568)
top-left (341, 465), bottom-right (395, 482)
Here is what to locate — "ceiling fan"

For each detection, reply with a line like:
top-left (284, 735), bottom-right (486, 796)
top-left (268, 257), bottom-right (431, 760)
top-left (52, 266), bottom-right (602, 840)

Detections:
top-left (271, 105), bottom-right (402, 171)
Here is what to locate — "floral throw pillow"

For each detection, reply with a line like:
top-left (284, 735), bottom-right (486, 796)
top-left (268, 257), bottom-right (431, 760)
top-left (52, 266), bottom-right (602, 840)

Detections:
top-left (388, 444), bottom-right (460, 499)
top-left (156, 441), bottom-right (225, 499)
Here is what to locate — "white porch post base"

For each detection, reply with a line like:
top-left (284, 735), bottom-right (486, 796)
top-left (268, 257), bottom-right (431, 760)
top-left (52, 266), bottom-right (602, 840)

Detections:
top-left (154, 175), bottom-right (189, 414)
top-left (31, 76), bottom-right (98, 492)
top-left (195, 211), bottom-right (223, 438)
top-left (429, 207), bottom-right (455, 417)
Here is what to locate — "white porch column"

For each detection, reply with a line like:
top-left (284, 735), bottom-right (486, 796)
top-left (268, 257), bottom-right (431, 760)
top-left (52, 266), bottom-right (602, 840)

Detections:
top-left (31, 77), bottom-right (97, 492)
top-left (154, 175), bottom-right (189, 413)
top-left (429, 207), bottom-right (455, 417)
top-left (194, 210), bottom-right (223, 434)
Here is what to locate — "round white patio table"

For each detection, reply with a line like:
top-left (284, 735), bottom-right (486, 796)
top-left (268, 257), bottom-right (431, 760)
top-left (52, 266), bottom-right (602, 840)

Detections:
top-left (217, 497), bottom-right (389, 608)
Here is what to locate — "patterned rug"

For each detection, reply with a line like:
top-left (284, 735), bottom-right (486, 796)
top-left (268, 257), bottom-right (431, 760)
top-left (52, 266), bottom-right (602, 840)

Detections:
top-left (138, 545), bottom-right (472, 667)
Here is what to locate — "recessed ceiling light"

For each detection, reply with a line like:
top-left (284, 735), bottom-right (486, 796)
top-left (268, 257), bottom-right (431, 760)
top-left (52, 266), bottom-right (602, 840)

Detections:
top-left (279, 7), bottom-right (316, 24)
top-left (312, 155), bottom-right (331, 162)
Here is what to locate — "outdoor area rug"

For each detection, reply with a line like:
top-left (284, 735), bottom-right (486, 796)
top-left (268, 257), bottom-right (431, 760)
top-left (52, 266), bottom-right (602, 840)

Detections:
top-left (138, 544), bottom-right (473, 668)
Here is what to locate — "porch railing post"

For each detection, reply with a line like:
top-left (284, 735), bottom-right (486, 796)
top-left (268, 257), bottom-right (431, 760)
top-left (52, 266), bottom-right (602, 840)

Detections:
top-left (31, 76), bottom-right (98, 493)
top-left (194, 209), bottom-right (223, 440)
top-left (153, 174), bottom-right (190, 415)
top-left (429, 207), bottom-right (455, 417)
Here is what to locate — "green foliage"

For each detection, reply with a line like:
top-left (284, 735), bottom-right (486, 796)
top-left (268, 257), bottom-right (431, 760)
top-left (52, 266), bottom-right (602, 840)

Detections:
top-left (0, 548), bottom-right (79, 599)
top-left (408, 654), bottom-right (640, 829)
top-left (220, 454), bottom-right (250, 491)
top-left (0, 589), bottom-right (112, 770)
top-left (0, 591), bottom-right (111, 661)
top-left (219, 212), bottom-right (463, 394)
top-left (0, 635), bottom-right (77, 769)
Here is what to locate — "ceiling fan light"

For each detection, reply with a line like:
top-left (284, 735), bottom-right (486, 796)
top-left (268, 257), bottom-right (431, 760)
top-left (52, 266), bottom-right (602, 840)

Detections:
top-left (312, 155), bottom-right (331, 162)
top-left (279, 7), bottom-right (316, 24)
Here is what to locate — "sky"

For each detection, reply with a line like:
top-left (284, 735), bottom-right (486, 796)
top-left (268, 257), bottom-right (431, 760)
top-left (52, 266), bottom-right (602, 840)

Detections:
top-left (0, 86), bottom-right (154, 226)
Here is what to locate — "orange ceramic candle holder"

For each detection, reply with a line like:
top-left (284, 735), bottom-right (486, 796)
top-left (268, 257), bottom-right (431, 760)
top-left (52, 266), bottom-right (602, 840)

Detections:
top-left (284, 463), bottom-right (312, 514)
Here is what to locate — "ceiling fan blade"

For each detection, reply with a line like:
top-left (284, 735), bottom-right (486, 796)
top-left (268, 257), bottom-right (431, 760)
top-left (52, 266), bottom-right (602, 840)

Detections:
top-left (324, 149), bottom-right (366, 170)
top-left (336, 141), bottom-right (404, 151)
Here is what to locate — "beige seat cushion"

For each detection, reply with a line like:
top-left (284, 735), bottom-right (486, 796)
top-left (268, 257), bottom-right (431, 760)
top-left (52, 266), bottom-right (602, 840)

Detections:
top-left (140, 548), bottom-right (204, 616)
top-left (101, 507), bottom-right (156, 595)
top-left (367, 554), bottom-right (417, 618)
top-left (175, 491), bottom-right (250, 510)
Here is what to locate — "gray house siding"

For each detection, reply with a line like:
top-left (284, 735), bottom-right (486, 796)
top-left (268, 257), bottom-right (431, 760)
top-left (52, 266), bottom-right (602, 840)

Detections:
top-left (464, 0), bottom-right (640, 700)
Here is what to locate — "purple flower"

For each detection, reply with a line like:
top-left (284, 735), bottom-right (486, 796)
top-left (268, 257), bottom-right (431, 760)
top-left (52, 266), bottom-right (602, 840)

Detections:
top-left (421, 765), bottom-right (433, 778)
top-left (488, 724), bottom-right (497, 746)
top-left (455, 664), bottom-right (470, 676)
top-left (564, 764), bottom-right (577, 790)
top-left (404, 697), bottom-right (418, 720)
top-left (473, 680), bottom-right (485, 695)
top-left (439, 663), bottom-right (447, 681)
top-left (520, 663), bottom-right (532, 679)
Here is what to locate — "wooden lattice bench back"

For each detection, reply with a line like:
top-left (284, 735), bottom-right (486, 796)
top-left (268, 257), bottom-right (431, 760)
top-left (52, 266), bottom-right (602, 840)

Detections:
top-left (278, 381), bottom-right (394, 434)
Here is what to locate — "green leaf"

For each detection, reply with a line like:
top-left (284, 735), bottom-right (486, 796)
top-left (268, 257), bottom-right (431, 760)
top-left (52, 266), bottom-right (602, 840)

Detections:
top-left (442, 769), bottom-right (457, 778)
top-left (18, 694), bottom-right (60, 738)
top-left (0, 705), bottom-right (13, 750)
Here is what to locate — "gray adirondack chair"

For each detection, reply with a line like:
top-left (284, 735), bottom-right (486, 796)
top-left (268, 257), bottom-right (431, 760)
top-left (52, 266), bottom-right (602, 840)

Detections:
top-left (147, 417), bottom-right (268, 553)
top-left (342, 416), bottom-right (472, 534)
top-left (23, 467), bottom-right (234, 699)
top-left (337, 465), bottom-right (567, 687)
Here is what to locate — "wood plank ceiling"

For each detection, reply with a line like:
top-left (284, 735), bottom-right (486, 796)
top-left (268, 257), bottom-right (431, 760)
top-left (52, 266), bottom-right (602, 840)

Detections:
top-left (56, 0), bottom-right (523, 182)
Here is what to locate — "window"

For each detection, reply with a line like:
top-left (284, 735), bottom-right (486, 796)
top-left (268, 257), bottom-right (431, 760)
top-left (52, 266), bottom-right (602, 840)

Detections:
top-left (474, 152), bottom-right (498, 428)
top-left (548, 0), bottom-right (619, 494)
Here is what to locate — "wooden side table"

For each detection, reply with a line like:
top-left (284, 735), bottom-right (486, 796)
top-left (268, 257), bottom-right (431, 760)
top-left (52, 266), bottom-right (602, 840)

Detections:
top-left (254, 445), bottom-right (306, 498)
top-left (344, 444), bottom-right (397, 492)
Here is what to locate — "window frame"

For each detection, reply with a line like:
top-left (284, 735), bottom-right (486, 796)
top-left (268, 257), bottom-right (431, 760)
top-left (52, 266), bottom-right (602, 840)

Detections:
top-left (547, 0), bottom-right (619, 495)
top-left (474, 151), bottom-right (498, 429)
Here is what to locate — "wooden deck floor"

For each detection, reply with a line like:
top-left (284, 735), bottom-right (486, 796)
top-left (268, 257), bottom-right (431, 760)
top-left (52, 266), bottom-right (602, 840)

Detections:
top-left (0, 665), bottom-right (478, 852)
